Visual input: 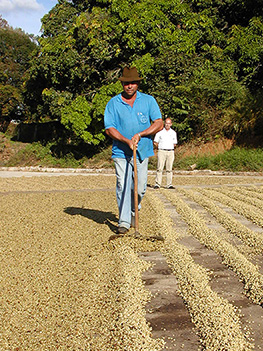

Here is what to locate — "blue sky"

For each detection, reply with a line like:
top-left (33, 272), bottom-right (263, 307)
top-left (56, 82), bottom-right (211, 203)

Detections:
top-left (0, 0), bottom-right (58, 35)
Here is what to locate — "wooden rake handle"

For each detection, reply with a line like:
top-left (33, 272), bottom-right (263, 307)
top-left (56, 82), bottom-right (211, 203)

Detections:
top-left (133, 146), bottom-right (139, 232)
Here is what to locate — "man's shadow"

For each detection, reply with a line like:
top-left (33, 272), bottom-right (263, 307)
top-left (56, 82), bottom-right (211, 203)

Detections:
top-left (64, 207), bottom-right (118, 233)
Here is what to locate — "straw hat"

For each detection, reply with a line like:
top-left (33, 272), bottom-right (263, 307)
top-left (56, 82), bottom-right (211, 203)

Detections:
top-left (118, 67), bottom-right (143, 82)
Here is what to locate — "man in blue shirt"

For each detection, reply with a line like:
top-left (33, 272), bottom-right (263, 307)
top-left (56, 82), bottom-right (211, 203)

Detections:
top-left (104, 67), bottom-right (163, 234)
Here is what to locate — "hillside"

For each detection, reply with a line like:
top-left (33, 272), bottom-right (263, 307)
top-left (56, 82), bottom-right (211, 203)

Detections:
top-left (2, 132), bottom-right (263, 173)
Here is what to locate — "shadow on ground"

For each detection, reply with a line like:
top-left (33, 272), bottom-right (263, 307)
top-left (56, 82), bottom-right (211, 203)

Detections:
top-left (64, 207), bottom-right (118, 232)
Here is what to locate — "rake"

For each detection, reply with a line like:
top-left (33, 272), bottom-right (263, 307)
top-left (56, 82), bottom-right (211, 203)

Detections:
top-left (109, 145), bottom-right (164, 242)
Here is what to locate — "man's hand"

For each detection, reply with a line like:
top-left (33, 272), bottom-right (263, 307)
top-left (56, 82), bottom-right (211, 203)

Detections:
top-left (128, 133), bottom-right (140, 150)
top-left (106, 127), bottom-right (135, 149)
top-left (127, 139), bottom-right (135, 150)
top-left (131, 133), bottom-right (141, 145)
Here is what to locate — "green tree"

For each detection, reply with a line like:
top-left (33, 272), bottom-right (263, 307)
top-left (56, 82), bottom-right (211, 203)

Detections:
top-left (0, 17), bottom-right (37, 130)
top-left (24, 0), bottom-right (263, 145)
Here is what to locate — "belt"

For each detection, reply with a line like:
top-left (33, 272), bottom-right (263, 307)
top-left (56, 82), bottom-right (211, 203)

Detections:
top-left (159, 149), bottom-right (174, 151)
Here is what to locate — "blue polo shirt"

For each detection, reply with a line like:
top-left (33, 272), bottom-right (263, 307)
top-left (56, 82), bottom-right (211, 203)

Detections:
top-left (104, 91), bottom-right (162, 161)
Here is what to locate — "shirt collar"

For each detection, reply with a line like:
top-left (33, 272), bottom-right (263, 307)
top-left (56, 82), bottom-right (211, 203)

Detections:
top-left (118, 90), bottom-right (141, 103)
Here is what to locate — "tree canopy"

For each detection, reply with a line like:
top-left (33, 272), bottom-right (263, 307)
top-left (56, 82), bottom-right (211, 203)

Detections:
top-left (0, 17), bottom-right (37, 131)
top-left (3, 0), bottom-right (263, 146)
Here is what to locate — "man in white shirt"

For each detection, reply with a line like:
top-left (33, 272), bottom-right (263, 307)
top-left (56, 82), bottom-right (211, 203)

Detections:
top-left (153, 118), bottom-right (178, 189)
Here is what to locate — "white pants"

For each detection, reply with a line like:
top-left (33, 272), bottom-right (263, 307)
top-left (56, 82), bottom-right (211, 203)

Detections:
top-left (155, 150), bottom-right (174, 187)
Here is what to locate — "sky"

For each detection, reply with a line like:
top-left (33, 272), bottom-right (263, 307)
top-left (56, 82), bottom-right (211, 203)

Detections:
top-left (0, 0), bottom-right (58, 36)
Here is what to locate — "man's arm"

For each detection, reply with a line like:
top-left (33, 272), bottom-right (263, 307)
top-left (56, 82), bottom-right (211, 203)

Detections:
top-left (132, 118), bottom-right (163, 144)
top-left (105, 127), bottom-right (134, 149)
top-left (106, 118), bottom-right (163, 150)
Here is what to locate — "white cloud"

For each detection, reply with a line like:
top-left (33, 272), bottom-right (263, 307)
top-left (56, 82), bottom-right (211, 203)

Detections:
top-left (0, 0), bottom-right (57, 35)
top-left (0, 0), bottom-right (43, 13)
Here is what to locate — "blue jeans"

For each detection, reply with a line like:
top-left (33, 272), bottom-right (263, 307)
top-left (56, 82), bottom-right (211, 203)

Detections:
top-left (114, 156), bottom-right (149, 229)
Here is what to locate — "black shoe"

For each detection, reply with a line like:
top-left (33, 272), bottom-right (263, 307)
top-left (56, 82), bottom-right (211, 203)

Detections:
top-left (168, 185), bottom-right (175, 189)
top-left (154, 185), bottom-right (160, 189)
top-left (117, 226), bottom-right (128, 234)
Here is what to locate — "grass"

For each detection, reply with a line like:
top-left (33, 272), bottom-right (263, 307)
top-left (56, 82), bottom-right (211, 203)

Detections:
top-left (2, 142), bottom-right (84, 168)
top-left (171, 145), bottom-right (263, 172)
top-left (1, 132), bottom-right (263, 172)
top-left (171, 139), bottom-right (263, 172)
top-left (192, 147), bottom-right (263, 172)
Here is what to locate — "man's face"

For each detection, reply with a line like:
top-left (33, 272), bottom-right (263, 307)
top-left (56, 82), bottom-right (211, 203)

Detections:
top-left (165, 119), bottom-right (172, 130)
top-left (122, 81), bottom-right (139, 97)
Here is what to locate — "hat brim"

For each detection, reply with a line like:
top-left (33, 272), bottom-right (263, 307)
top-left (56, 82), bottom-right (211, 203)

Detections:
top-left (118, 77), bottom-right (143, 82)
